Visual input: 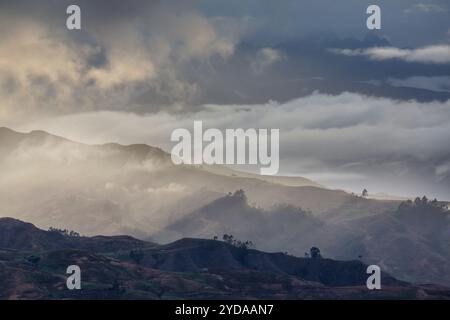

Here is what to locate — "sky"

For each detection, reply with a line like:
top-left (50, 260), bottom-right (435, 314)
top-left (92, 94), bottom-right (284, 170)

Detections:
top-left (0, 0), bottom-right (450, 199)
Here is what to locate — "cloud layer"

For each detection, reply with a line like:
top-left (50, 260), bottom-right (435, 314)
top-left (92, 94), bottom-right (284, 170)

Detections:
top-left (387, 76), bottom-right (450, 93)
top-left (331, 45), bottom-right (450, 64)
top-left (15, 92), bottom-right (450, 199)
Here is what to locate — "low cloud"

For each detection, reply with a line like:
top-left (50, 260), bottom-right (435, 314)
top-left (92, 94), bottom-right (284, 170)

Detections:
top-left (13, 92), bottom-right (450, 199)
top-left (250, 48), bottom-right (283, 74)
top-left (330, 45), bottom-right (450, 64)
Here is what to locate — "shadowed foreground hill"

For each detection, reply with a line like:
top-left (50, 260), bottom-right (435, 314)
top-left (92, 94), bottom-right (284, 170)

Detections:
top-left (135, 238), bottom-right (403, 287)
top-left (1, 218), bottom-right (449, 300)
top-left (0, 217), bottom-right (154, 252)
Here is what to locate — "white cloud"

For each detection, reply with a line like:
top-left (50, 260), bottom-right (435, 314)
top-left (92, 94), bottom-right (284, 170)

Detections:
top-left (250, 48), bottom-right (283, 74)
top-left (330, 45), bottom-right (450, 64)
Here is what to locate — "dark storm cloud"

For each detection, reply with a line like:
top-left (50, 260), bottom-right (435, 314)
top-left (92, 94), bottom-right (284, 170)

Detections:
top-left (200, 0), bottom-right (450, 47)
top-left (1, 0), bottom-right (449, 118)
top-left (185, 34), bottom-right (450, 106)
top-left (0, 0), bottom-right (240, 119)
top-left (1, 0), bottom-right (450, 199)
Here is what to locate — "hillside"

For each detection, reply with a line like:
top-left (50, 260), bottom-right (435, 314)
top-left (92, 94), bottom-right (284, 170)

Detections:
top-left (0, 128), bottom-right (448, 287)
top-left (134, 238), bottom-right (403, 287)
top-left (0, 127), bottom-right (350, 238)
top-left (1, 218), bottom-right (449, 300)
top-left (0, 217), bottom-right (155, 252)
top-left (162, 191), bottom-right (450, 286)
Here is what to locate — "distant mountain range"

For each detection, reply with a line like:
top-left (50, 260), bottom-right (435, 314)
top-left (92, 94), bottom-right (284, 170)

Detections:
top-left (0, 127), bottom-right (449, 288)
top-left (161, 190), bottom-right (450, 286)
top-left (1, 217), bottom-right (449, 300)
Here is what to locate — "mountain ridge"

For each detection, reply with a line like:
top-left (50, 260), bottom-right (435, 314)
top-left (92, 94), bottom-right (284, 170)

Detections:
top-left (2, 217), bottom-right (450, 300)
top-left (1, 127), bottom-right (448, 289)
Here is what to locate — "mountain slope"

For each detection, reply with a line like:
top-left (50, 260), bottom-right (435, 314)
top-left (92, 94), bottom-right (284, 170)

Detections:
top-left (135, 238), bottom-right (403, 287)
top-left (162, 191), bottom-right (450, 286)
top-left (1, 128), bottom-right (447, 287)
top-left (0, 127), bottom-right (361, 238)
top-left (1, 218), bottom-right (449, 300)
top-left (0, 217), bottom-right (155, 252)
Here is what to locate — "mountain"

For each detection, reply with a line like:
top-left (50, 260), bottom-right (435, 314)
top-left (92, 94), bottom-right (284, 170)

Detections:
top-left (0, 127), bottom-right (364, 238)
top-left (0, 127), bottom-right (448, 287)
top-left (160, 190), bottom-right (351, 254)
top-left (134, 238), bottom-right (403, 287)
top-left (0, 217), bottom-right (154, 252)
top-left (162, 191), bottom-right (450, 286)
top-left (1, 218), bottom-right (449, 300)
